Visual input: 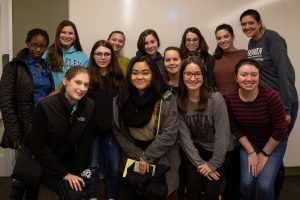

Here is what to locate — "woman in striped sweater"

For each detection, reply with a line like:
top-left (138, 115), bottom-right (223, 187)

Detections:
top-left (226, 58), bottom-right (288, 200)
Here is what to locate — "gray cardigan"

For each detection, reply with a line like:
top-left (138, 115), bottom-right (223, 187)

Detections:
top-left (113, 94), bottom-right (180, 195)
top-left (179, 92), bottom-right (233, 171)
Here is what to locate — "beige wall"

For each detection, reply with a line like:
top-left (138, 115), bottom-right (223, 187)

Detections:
top-left (70, 0), bottom-right (300, 167)
top-left (12, 0), bottom-right (68, 56)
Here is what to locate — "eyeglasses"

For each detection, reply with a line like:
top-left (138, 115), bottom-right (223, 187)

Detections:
top-left (28, 43), bottom-right (47, 50)
top-left (183, 71), bottom-right (202, 79)
top-left (94, 52), bottom-right (112, 57)
top-left (185, 38), bottom-right (199, 43)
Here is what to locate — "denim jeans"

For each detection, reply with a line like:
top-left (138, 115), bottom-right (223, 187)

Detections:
top-left (90, 133), bottom-right (120, 199)
top-left (240, 142), bottom-right (287, 200)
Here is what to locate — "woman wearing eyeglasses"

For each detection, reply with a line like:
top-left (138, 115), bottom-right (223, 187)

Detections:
top-left (44, 20), bottom-right (88, 89)
top-left (87, 40), bottom-right (123, 200)
top-left (0, 28), bottom-right (54, 200)
top-left (180, 27), bottom-right (215, 88)
top-left (177, 56), bottom-right (232, 200)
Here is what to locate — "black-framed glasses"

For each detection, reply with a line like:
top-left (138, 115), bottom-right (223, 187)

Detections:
top-left (94, 52), bottom-right (112, 57)
top-left (185, 38), bottom-right (199, 43)
top-left (183, 71), bottom-right (202, 79)
top-left (28, 42), bottom-right (47, 50)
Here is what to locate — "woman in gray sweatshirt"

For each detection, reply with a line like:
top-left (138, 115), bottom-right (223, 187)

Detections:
top-left (177, 56), bottom-right (233, 200)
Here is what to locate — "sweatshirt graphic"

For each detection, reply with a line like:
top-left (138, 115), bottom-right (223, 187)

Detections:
top-left (43, 46), bottom-right (88, 89)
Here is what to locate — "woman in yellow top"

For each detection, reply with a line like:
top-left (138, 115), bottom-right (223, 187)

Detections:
top-left (108, 31), bottom-right (130, 75)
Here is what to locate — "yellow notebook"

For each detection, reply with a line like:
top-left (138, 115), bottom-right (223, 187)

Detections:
top-left (122, 158), bottom-right (136, 177)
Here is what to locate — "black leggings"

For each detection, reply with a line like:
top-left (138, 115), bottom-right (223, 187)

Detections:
top-left (185, 145), bottom-right (231, 200)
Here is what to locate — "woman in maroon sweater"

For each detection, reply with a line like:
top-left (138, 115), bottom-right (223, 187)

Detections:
top-left (226, 58), bottom-right (287, 200)
top-left (213, 23), bottom-right (247, 200)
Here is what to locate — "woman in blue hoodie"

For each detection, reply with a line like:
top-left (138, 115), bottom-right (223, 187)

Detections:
top-left (44, 20), bottom-right (88, 89)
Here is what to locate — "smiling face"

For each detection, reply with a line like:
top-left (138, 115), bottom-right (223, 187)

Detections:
top-left (144, 34), bottom-right (159, 58)
top-left (131, 61), bottom-right (152, 94)
top-left (164, 49), bottom-right (182, 76)
top-left (63, 72), bottom-right (90, 105)
top-left (240, 15), bottom-right (262, 39)
top-left (27, 34), bottom-right (48, 60)
top-left (185, 32), bottom-right (200, 53)
top-left (215, 29), bottom-right (234, 51)
top-left (183, 62), bottom-right (203, 92)
top-left (108, 32), bottom-right (125, 53)
top-left (93, 46), bottom-right (112, 75)
top-left (236, 64), bottom-right (259, 92)
top-left (60, 26), bottom-right (76, 49)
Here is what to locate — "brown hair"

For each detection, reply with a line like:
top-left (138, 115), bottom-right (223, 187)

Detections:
top-left (136, 29), bottom-right (160, 56)
top-left (87, 40), bottom-right (123, 90)
top-left (234, 58), bottom-right (260, 76)
top-left (163, 46), bottom-right (183, 83)
top-left (177, 56), bottom-right (212, 113)
top-left (46, 20), bottom-right (83, 72)
top-left (180, 27), bottom-right (209, 61)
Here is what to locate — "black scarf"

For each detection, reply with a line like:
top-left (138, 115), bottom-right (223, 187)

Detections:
top-left (120, 89), bottom-right (159, 128)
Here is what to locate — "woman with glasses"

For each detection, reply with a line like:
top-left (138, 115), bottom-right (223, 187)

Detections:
top-left (87, 40), bottom-right (123, 200)
top-left (180, 27), bottom-right (215, 88)
top-left (177, 56), bottom-right (232, 200)
top-left (44, 20), bottom-right (88, 89)
top-left (136, 29), bottom-right (165, 75)
top-left (113, 55), bottom-right (180, 199)
top-left (0, 28), bottom-right (53, 200)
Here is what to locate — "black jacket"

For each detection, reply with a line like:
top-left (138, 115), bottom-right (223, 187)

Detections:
top-left (0, 48), bottom-right (54, 148)
top-left (28, 91), bottom-right (95, 179)
top-left (87, 78), bottom-right (118, 134)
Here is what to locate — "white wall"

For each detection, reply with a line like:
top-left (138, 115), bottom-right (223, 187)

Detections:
top-left (69, 0), bottom-right (300, 167)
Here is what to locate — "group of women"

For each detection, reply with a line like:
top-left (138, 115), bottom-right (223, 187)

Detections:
top-left (0, 8), bottom-right (298, 200)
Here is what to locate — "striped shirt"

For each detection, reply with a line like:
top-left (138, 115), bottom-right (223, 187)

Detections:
top-left (226, 86), bottom-right (288, 147)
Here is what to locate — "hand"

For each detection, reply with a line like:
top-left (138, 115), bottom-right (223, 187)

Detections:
top-left (206, 171), bottom-right (220, 181)
top-left (13, 139), bottom-right (21, 149)
top-left (139, 159), bottom-right (149, 175)
top-left (248, 152), bottom-right (258, 177)
top-left (63, 173), bottom-right (85, 191)
top-left (286, 114), bottom-right (291, 125)
top-left (197, 162), bottom-right (212, 176)
top-left (257, 152), bottom-right (269, 174)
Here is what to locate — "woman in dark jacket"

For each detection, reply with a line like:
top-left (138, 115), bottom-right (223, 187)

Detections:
top-left (113, 55), bottom-right (180, 199)
top-left (87, 40), bottom-right (123, 199)
top-left (0, 28), bottom-right (53, 200)
top-left (136, 29), bottom-right (165, 75)
top-left (180, 27), bottom-right (215, 88)
top-left (28, 66), bottom-right (96, 198)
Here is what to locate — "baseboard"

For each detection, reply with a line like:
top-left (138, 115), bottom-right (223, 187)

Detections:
top-left (285, 167), bottom-right (300, 176)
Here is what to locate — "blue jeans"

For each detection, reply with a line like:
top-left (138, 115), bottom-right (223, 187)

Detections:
top-left (240, 142), bottom-right (287, 200)
top-left (90, 133), bottom-right (120, 199)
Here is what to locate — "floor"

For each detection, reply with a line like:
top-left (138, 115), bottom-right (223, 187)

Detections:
top-left (0, 176), bottom-right (299, 200)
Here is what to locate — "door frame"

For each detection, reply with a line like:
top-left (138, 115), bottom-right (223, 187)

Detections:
top-left (0, 0), bottom-right (14, 177)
